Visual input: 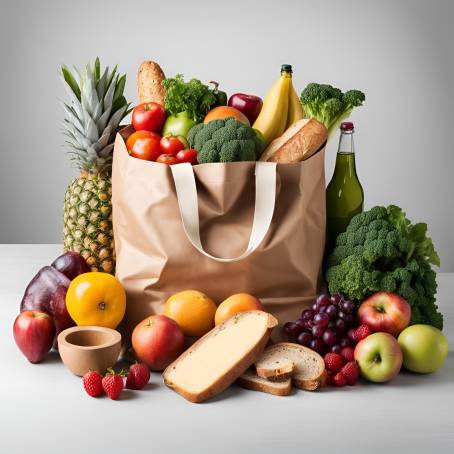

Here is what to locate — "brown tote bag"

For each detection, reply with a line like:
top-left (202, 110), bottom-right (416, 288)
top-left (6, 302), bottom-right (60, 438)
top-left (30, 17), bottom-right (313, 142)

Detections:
top-left (112, 130), bottom-right (326, 342)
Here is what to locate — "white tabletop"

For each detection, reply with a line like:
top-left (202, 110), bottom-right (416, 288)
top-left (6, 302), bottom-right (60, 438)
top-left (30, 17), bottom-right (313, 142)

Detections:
top-left (1, 245), bottom-right (453, 454)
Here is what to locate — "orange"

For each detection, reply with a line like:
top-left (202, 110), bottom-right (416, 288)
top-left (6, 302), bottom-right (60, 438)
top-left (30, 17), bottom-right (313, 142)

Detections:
top-left (163, 290), bottom-right (217, 337)
top-left (66, 272), bottom-right (126, 329)
top-left (203, 106), bottom-right (250, 125)
top-left (215, 293), bottom-right (264, 325)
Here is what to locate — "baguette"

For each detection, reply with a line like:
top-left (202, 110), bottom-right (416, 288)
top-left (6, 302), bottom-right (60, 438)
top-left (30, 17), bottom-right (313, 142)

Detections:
top-left (238, 368), bottom-right (291, 396)
top-left (163, 311), bottom-right (278, 403)
top-left (259, 118), bottom-right (327, 163)
top-left (137, 61), bottom-right (166, 105)
top-left (255, 342), bottom-right (326, 391)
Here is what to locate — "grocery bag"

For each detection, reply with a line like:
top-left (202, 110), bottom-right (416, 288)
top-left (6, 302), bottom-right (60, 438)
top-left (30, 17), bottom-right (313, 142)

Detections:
top-left (112, 127), bottom-right (326, 341)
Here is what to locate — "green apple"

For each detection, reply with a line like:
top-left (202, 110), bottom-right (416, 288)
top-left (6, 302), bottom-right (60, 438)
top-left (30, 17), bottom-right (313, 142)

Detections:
top-left (398, 324), bottom-right (448, 373)
top-left (354, 332), bottom-right (403, 383)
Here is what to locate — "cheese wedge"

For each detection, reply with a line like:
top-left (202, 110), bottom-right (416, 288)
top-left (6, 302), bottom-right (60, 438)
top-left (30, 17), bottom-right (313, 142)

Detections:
top-left (163, 310), bottom-right (278, 403)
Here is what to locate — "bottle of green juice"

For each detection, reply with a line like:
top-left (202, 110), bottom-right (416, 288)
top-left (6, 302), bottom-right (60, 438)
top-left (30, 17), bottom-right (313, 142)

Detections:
top-left (325, 122), bottom-right (364, 255)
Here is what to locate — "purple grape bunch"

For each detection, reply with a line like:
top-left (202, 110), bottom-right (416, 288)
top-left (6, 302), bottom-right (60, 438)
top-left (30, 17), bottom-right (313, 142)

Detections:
top-left (284, 293), bottom-right (357, 356)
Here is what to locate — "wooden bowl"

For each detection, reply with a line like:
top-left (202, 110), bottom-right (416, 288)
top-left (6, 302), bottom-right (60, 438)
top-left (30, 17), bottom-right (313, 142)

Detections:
top-left (58, 326), bottom-right (121, 376)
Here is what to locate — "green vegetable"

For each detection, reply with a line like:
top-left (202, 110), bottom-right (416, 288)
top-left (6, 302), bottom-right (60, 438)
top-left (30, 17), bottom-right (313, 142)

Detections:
top-left (162, 111), bottom-right (197, 138)
top-left (209, 81), bottom-right (227, 107)
top-left (325, 205), bottom-right (443, 329)
top-left (300, 83), bottom-right (365, 137)
top-left (187, 118), bottom-right (262, 163)
top-left (162, 74), bottom-right (217, 122)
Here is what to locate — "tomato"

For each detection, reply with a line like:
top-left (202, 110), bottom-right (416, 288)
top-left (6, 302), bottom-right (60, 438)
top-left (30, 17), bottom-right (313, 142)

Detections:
top-left (132, 102), bottom-right (166, 133)
top-left (160, 135), bottom-right (189, 156)
top-left (176, 149), bottom-right (198, 165)
top-left (156, 154), bottom-right (178, 165)
top-left (126, 130), bottom-right (161, 161)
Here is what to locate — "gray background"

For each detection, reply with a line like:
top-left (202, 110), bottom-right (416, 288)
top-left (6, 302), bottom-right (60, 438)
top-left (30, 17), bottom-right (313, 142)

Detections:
top-left (0, 0), bottom-right (453, 270)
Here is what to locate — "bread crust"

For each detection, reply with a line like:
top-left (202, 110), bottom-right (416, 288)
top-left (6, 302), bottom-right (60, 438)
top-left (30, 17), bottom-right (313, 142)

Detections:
top-left (137, 61), bottom-right (166, 105)
top-left (259, 118), bottom-right (327, 163)
top-left (238, 373), bottom-right (291, 396)
top-left (163, 311), bottom-right (278, 403)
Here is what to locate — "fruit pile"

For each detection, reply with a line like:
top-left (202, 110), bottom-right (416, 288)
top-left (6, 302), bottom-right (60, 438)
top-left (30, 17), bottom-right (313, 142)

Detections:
top-left (285, 290), bottom-right (449, 387)
top-left (284, 293), bottom-right (357, 356)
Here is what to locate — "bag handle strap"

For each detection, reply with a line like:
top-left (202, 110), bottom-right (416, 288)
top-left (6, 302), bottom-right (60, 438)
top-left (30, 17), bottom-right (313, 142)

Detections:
top-left (170, 162), bottom-right (277, 263)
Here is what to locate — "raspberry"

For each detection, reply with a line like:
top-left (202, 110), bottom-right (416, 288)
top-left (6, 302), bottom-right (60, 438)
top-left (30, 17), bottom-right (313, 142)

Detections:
top-left (324, 353), bottom-right (344, 374)
top-left (355, 324), bottom-right (372, 341)
top-left (341, 361), bottom-right (360, 385)
top-left (340, 347), bottom-right (355, 363)
top-left (333, 372), bottom-right (347, 387)
top-left (347, 328), bottom-right (357, 342)
top-left (82, 370), bottom-right (103, 397)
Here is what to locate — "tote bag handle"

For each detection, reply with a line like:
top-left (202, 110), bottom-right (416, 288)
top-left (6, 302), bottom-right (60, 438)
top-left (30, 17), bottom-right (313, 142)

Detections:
top-left (170, 162), bottom-right (277, 263)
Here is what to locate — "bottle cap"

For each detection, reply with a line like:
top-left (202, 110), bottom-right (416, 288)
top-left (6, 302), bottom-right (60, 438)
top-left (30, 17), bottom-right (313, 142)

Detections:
top-left (281, 64), bottom-right (292, 73)
top-left (341, 122), bottom-right (354, 131)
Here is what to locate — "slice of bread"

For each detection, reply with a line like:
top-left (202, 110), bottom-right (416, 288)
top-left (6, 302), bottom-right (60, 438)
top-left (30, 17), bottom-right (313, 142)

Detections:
top-left (256, 358), bottom-right (294, 382)
top-left (163, 311), bottom-right (278, 403)
top-left (238, 368), bottom-right (291, 396)
top-left (259, 118), bottom-right (327, 163)
top-left (255, 342), bottom-right (326, 391)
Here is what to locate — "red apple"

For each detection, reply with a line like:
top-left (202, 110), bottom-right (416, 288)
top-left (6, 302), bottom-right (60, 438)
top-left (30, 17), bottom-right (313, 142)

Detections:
top-left (51, 251), bottom-right (90, 280)
top-left (228, 93), bottom-right (263, 124)
top-left (20, 266), bottom-right (74, 348)
top-left (132, 314), bottom-right (184, 371)
top-left (357, 292), bottom-right (411, 337)
top-left (13, 311), bottom-right (56, 363)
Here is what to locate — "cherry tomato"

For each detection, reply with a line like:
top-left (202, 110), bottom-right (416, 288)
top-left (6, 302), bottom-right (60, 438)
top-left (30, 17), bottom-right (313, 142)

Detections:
top-left (156, 154), bottom-right (178, 165)
top-left (160, 135), bottom-right (189, 156)
top-left (176, 149), bottom-right (198, 165)
top-left (126, 130), bottom-right (161, 161)
top-left (132, 102), bottom-right (166, 133)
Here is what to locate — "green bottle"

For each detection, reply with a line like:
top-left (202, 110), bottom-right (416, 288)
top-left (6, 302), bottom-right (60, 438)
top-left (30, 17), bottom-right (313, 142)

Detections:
top-left (325, 122), bottom-right (364, 255)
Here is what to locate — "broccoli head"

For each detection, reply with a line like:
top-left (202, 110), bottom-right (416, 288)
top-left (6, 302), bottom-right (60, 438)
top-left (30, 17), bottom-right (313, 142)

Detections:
top-left (325, 205), bottom-right (443, 329)
top-left (188, 118), bottom-right (262, 163)
top-left (300, 83), bottom-right (365, 137)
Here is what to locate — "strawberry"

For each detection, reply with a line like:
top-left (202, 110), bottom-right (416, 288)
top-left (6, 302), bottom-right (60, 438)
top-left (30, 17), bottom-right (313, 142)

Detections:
top-left (341, 361), bottom-right (360, 385)
top-left (333, 372), bottom-right (347, 387)
top-left (355, 324), bottom-right (372, 342)
top-left (102, 368), bottom-right (124, 400)
top-left (126, 363), bottom-right (150, 390)
top-left (82, 370), bottom-right (103, 397)
top-left (340, 347), bottom-right (355, 363)
top-left (324, 353), bottom-right (344, 374)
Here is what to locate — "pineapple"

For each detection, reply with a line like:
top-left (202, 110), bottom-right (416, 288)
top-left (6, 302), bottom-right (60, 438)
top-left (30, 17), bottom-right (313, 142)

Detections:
top-left (61, 58), bottom-right (130, 273)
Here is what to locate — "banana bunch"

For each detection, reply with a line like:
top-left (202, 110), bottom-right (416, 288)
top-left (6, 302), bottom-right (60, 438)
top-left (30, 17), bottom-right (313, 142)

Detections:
top-left (253, 65), bottom-right (304, 147)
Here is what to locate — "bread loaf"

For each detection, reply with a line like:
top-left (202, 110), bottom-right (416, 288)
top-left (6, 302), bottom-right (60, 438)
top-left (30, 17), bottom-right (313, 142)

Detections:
top-left (137, 61), bottom-right (166, 105)
top-left (259, 118), bottom-right (327, 163)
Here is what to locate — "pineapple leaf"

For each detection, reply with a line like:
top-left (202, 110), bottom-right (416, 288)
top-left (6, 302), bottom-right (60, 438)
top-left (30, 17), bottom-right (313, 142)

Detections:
top-left (61, 102), bottom-right (84, 132)
top-left (94, 57), bottom-right (100, 81)
top-left (61, 65), bottom-right (81, 101)
top-left (111, 95), bottom-right (128, 115)
top-left (113, 74), bottom-right (126, 102)
top-left (105, 65), bottom-right (118, 94)
top-left (106, 104), bottom-right (128, 131)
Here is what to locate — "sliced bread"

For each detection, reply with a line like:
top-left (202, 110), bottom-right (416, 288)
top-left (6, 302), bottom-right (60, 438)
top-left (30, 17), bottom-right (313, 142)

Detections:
top-left (238, 368), bottom-right (291, 396)
top-left (255, 342), bottom-right (326, 391)
top-left (163, 311), bottom-right (278, 403)
top-left (256, 358), bottom-right (294, 382)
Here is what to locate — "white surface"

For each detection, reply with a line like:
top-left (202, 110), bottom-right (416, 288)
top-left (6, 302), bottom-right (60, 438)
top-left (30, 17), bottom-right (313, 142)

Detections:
top-left (0, 244), bottom-right (453, 454)
top-left (0, 0), bottom-right (454, 272)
